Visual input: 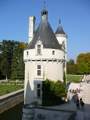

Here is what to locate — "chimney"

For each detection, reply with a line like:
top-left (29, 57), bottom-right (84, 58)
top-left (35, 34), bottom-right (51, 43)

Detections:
top-left (28, 16), bottom-right (35, 43)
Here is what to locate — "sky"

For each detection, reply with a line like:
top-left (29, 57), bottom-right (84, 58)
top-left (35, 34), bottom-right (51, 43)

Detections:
top-left (0, 0), bottom-right (90, 60)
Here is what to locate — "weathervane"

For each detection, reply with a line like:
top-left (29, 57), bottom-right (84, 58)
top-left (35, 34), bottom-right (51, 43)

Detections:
top-left (59, 18), bottom-right (61, 25)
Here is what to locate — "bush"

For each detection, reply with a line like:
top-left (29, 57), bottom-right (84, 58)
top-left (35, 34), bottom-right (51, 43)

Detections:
top-left (42, 79), bottom-right (67, 106)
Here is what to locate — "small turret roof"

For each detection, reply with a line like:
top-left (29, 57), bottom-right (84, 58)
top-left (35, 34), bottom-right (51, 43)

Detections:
top-left (55, 19), bottom-right (66, 35)
top-left (55, 26), bottom-right (65, 34)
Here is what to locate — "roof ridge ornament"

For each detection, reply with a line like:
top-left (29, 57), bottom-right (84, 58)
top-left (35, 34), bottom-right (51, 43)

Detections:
top-left (43, 0), bottom-right (46, 9)
top-left (41, 0), bottom-right (48, 21)
top-left (59, 18), bottom-right (61, 25)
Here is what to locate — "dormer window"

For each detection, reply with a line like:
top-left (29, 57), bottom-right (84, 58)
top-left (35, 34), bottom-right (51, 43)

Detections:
top-left (35, 40), bottom-right (43, 55)
top-left (52, 50), bottom-right (55, 55)
top-left (37, 45), bottom-right (41, 55)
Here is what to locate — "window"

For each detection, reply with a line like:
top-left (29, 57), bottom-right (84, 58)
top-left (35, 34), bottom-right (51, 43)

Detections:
top-left (27, 51), bottom-right (29, 56)
top-left (37, 65), bottom-right (41, 76)
top-left (52, 50), bottom-right (55, 55)
top-left (37, 65), bottom-right (41, 69)
top-left (37, 45), bottom-right (41, 55)
top-left (37, 84), bottom-right (41, 98)
top-left (37, 70), bottom-right (41, 76)
top-left (37, 84), bottom-right (40, 88)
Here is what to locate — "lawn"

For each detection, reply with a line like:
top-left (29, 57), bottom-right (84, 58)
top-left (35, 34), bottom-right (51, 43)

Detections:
top-left (0, 83), bottom-right (24, 96)
top-left (66, 74), bottom-right (83, 83)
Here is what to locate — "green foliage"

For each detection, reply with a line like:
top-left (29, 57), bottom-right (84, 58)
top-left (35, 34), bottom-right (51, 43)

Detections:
top-left (42, 79), bottom-right (66, 106)
top-left (66, 74), bottom-right (83, 83)
top-left (0, 40), bottom-right (27, 80)
top-left (0, 40), bottom-right (15, 79)
top-left (76, 53), bottom-right (90, 74)
top-left (67, 53), bottom-right (90, 75)
top-left (11, 43), bottom-right (25, 80)
top-left (67, 59), bottom-right (78, 74)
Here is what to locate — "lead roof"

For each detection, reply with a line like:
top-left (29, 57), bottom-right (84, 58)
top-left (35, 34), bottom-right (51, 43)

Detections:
top-left (55, 25), bottom-right (66, 35)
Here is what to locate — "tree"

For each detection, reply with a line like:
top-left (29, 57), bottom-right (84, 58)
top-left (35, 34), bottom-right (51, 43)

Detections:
top-left (67, 59), bottom-right (78, 74)
top-left (11, 42), bottom-right (26, 80)
top-left (0, 40), bottom-right (15, 79)
top-left (76, 53), bottom-right (90, 74)
top-left (0, 40), bottom-right (27, 80)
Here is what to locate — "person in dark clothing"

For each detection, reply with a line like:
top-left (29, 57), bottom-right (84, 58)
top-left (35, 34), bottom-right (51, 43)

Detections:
top-left (76, 98), bottom-right (80, 109)
top-left (80, 98), bottom-right (85, 109)
top-left (72, 93), bottom-right (78, 103)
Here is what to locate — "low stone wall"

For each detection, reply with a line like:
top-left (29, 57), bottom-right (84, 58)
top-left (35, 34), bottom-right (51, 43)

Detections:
top-left (22, 105), bottom-right (76, 120)
top-left (0, 89), bottom-right (24, 113)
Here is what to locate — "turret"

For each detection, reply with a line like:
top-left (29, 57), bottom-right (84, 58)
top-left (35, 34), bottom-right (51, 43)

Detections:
top-left (55, 19), bottom-right (67, 80)
top-left (55, 19), bottom-right (67, 52)
top-left (55, 20), bottom-right (67, 43)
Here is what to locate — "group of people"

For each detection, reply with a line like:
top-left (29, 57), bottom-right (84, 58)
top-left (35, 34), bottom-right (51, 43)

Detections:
top-left (68, 84), bottom-right (85, 110)
top-left (69, 88), bottom-right (80, 94)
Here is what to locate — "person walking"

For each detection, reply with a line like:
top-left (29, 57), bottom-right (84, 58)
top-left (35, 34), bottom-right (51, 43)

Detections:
top-left (76, 97), bottom-right (80, 109)
top-left (80, 98), bottom-right (85, 110)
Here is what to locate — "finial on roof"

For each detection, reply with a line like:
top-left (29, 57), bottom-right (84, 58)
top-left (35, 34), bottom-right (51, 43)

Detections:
top-left (41, 0), bottom-right (48, 21)
top-left (55, 18), bottom-right (66, 35)
top-left (59, 18), bottom-right (61, 25)
top-left (43, 0), bottom-right (46, 9)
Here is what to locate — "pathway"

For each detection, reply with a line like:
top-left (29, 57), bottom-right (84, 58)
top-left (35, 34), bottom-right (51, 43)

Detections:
top-left (68, 80), bottom-right (90, 120)
top-left (75, 82), bottom-right (90, 120)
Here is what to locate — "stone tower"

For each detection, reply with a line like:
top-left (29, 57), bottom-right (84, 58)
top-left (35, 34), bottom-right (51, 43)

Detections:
top-left (23, 9), bottom-right (67, 105)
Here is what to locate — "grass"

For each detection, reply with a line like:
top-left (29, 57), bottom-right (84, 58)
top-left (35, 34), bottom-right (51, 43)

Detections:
top-left (66, 74), bottom-right (83, 83)
top-left (0, 82), bottom-right (24, 96)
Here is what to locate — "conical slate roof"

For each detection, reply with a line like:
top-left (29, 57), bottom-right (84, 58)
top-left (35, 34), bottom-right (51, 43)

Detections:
top-left (28, 9), bottom-right (61, 50)
top-left (55, 25), bottom-right (65, 35)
